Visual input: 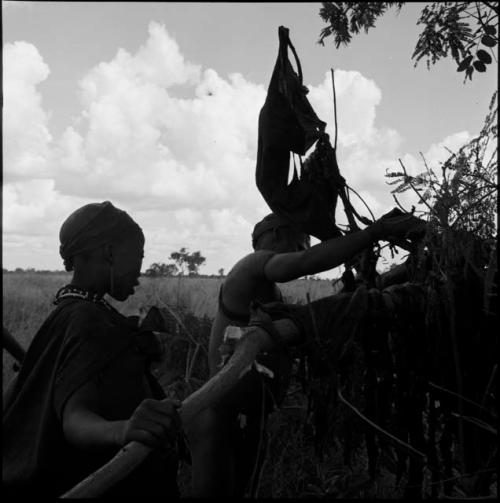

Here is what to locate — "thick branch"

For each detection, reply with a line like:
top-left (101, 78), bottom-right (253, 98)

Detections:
top-left (481, 1), bottom-right (498, 14)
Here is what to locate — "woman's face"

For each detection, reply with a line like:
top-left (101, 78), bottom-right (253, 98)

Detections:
top-left (108, 232), bottom-right (145, 301)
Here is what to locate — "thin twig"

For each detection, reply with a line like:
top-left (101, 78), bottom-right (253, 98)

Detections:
top-left (480, 363), bottom-right (497, 410)
top-left (419, 151), bottom-right (439, 182)
top-left (184, 346), bottom-right (191, 380)
top-left (341, 186), bottom-right (373, 226)
top-left (451, 412), bottom-right (497, 436)
top-left (451, 189), bottom-right (497, 227)
top-left (153, 292), bottom-right (208, 356)
top-left (481, 1), bottom-right (498, 15)
top-left (392, 193), bottom-right (409, 213)
top-left (455, 181), bottom-right (493, 197)
top-left (442, 497), bottom-right (497, 501)
top-left (398, 158), bottom-right (435, 215)
top-left (345, 184), bottom-right (375, 222)
top-left (444, 278), bottom-right (466, 474)
top-left (405, 467), bottom-right (496, 489)
top-left (462, 6), bottom-right (485, 24)
top-left (466, 167), bottom-right (497, 189)
top-left (475, 1), bottom-right (491, 32)
top-left (331, 68), bottom-right (338, 150)
top-left (337, 387), bottom-right (427, 459)
top-left (428, 382), bottom-right (494, 416)
top-left (338, 187), bottom-right (360, 232)
top-left (186, 343), bottom-right (202, 381)
top-left (248, 375), bottom-right (269, 498)
top-left (306, 293), bottom-right (338, 377)
top-left (306, 293), bottom-right (322, 347)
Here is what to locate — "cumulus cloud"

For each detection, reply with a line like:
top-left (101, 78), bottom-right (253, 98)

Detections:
top-left (2, 178), bottom-right (94, 270)
top-left (305, 72), bottom-right (479, 226)
top-left (308, 70), bottom-right (383, 147)
top-left (305, 70), bottom-right (405, 223)
top-left (3, 41), bottom-right (53, 180)
top-left (2, 22), bottom-right (478, 275)
top-left (53, 23), bottom-right (266, 222)
top-left (4, 180), bottom-right (66, 236)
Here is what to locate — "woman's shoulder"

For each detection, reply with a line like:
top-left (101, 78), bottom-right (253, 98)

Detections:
top-left (58, 299), bottom-right (130, 340)
top-left (60, 298), bottom-right (114, 322)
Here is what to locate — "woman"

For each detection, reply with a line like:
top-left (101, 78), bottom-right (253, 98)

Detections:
top-left (3, 201), bottom-right (182, 498)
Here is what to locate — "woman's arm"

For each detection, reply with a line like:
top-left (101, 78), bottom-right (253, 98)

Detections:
top-left (264, 227), bottom-right (377, 282)
top-left (62, 380), bottom-right (180, 452)
top-left (62, 380), bottom-right (125, 451)
top-left (263, 211), bottom-right (426, 283)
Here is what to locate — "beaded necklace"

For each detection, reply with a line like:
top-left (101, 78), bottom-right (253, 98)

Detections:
top-left (53, 284), bottom-right (115, 312)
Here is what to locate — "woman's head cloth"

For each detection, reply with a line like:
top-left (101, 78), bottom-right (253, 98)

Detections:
top-left (252, 213), bottom-right (303, 247)
top-left (59, 201), bottom-right (143, 271)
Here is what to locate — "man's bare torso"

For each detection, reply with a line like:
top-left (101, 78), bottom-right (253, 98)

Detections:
top-left (208, 250), bottom-right (282, 374)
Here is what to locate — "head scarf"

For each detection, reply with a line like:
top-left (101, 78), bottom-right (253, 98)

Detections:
top-left (252, 213), bottom-right (306, 248)
top-left (59, 201), bottom-right (143, 271)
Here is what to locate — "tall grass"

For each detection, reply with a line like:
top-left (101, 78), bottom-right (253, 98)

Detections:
top-left (2, 272), bottom-right (339, 389)
top-left (2, 272), bottom-right (414, 498)
top-left (3, 273), bottom-right (71, 386)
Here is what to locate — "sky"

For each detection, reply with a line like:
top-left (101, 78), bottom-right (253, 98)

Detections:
top-left (2, 1), bottom-right (498, 277)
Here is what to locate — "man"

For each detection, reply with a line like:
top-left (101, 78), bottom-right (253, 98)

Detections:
top-left (3, 201), bottom-right (182, 498)
top-left (188, 209), bottom-right (426, 497)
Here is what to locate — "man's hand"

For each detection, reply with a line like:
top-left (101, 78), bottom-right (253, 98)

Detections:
top-left (117, 398), bottom-right (181, 449)
top-left (369, 208), bottom-right (427, 242)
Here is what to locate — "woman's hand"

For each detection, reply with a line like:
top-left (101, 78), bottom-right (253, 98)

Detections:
top-left (369, 208), bottom-right (427, 241)
top-left (117, 398), bottom-right (181, 449)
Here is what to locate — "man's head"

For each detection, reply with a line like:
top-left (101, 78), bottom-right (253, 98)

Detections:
top-left (59, 201), bottom-right (144, 301)
top-left (252, 213), bottom-right (310, 253)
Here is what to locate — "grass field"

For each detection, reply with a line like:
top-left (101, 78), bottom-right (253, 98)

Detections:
top-left (3, 271), bottom-right (363, 498)
top-left (3, 271), bottom-right (391, 499)
top-left (5, 272), bottom-right (493, 498)
top-left (2, 272), bottom-right (338, 392)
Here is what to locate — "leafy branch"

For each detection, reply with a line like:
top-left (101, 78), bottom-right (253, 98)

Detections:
top-left (385, 91), bottom-right (497, 239)
top-left (317, 2), bottom-right (498, 81)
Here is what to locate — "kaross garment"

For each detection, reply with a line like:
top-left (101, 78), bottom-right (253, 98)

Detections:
top-left (3, 294), bottom-right (179, 499)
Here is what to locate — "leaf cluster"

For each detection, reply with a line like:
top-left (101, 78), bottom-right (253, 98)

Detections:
top-left (386, 91), bottom-right (497, 240)
top-left (413, 2), bottom-right (498, 82)
top-left (144, 247), bottom-right (207, 277)
top-left (318, 2), bottom-right (498, 81)
top-left (318, 2), bottom-right (405, 48)
top-left (144, 262), bottom-right (179, 277)
top-left (170, 247), bottom-right (207, 276)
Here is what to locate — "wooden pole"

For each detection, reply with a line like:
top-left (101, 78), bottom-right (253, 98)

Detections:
top-left (61, 319), bottom-right (300, 498)
top-left (2, 326), bottom-right (27, 363)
